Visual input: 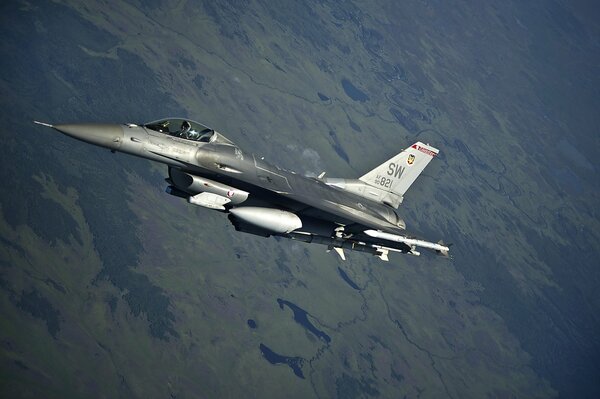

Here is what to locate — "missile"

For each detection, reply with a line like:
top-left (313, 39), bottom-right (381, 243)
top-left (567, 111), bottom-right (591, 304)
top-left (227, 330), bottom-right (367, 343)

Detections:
top-left (288, 232), bottom-right (378, 254)
top-left (286, 232), bottom-right (405, 261)
top-left (363, 229), bottom-right (450, 254)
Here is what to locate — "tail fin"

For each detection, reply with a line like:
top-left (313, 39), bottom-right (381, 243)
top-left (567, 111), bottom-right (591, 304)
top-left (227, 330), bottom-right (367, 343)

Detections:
top-left (359, 142), bottom-right (439, 203)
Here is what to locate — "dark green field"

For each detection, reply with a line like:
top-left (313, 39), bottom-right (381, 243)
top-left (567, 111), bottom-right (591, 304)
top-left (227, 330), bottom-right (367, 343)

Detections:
top-left (1, 1), bottom-right (598, 397)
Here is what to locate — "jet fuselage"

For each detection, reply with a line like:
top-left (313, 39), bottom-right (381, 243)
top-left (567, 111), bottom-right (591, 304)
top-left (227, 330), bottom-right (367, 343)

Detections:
top-left (34, 118), bottom-right (450, 260)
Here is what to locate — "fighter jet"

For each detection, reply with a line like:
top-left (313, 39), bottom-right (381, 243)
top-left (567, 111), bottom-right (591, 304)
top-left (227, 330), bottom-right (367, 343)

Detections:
top-left (34, 118), bottom-right (450, 261)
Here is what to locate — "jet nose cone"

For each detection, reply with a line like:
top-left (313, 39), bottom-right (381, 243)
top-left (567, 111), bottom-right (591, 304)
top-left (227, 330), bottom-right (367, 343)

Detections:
top-left (53, 123), bottom-right (124, 150)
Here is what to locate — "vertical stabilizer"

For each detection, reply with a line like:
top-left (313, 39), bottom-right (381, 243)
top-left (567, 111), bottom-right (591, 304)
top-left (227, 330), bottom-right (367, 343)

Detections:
top-left (359, 142), bottom-right (439, 204)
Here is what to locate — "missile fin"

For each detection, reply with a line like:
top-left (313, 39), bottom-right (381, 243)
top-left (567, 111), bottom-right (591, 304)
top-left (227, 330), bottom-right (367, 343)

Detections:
top-left (333, 247), bottom-right (346, 261)
top-left (376, 249), bottom-right (389, 261)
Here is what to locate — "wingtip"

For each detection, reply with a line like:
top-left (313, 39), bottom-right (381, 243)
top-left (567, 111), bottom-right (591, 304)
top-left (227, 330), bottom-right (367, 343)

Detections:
top-left (33, 121), bottom-right (53, 128)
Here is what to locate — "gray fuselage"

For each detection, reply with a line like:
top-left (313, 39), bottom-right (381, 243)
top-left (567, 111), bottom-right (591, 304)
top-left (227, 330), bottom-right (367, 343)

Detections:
top-left (115, 123), bottom-right (404, 234)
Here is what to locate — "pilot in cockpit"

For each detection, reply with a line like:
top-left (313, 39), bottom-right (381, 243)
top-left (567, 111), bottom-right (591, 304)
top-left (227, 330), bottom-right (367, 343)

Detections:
top-left (179, 120), bottom-right (200, 140)
top-left (179, 120), bottom-right (191, 137)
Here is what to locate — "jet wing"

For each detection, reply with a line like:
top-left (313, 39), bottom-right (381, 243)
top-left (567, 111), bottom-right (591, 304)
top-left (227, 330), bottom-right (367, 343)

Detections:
top-left (248, 179), bottom-right (451, 260)
top-left (255, 183), bottom-right (405, 235)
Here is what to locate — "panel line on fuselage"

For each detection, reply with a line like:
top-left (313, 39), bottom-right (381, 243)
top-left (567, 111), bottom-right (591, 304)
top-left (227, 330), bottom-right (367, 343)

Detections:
top-left (252, 154), bottom-right (292, 190)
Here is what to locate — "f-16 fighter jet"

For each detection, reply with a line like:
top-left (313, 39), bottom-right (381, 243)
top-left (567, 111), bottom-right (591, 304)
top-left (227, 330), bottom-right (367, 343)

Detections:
top-left (34, 118), bottom-right (450, 261)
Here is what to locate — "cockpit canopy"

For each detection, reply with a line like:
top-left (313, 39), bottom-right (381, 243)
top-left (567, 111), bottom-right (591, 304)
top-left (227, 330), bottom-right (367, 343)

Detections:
top-left (144, 118), bottom-right (234, 145)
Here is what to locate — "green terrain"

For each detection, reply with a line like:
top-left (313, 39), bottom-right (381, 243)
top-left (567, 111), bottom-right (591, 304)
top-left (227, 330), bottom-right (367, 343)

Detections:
top-left (1, 0), bottom-right (598, 398)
